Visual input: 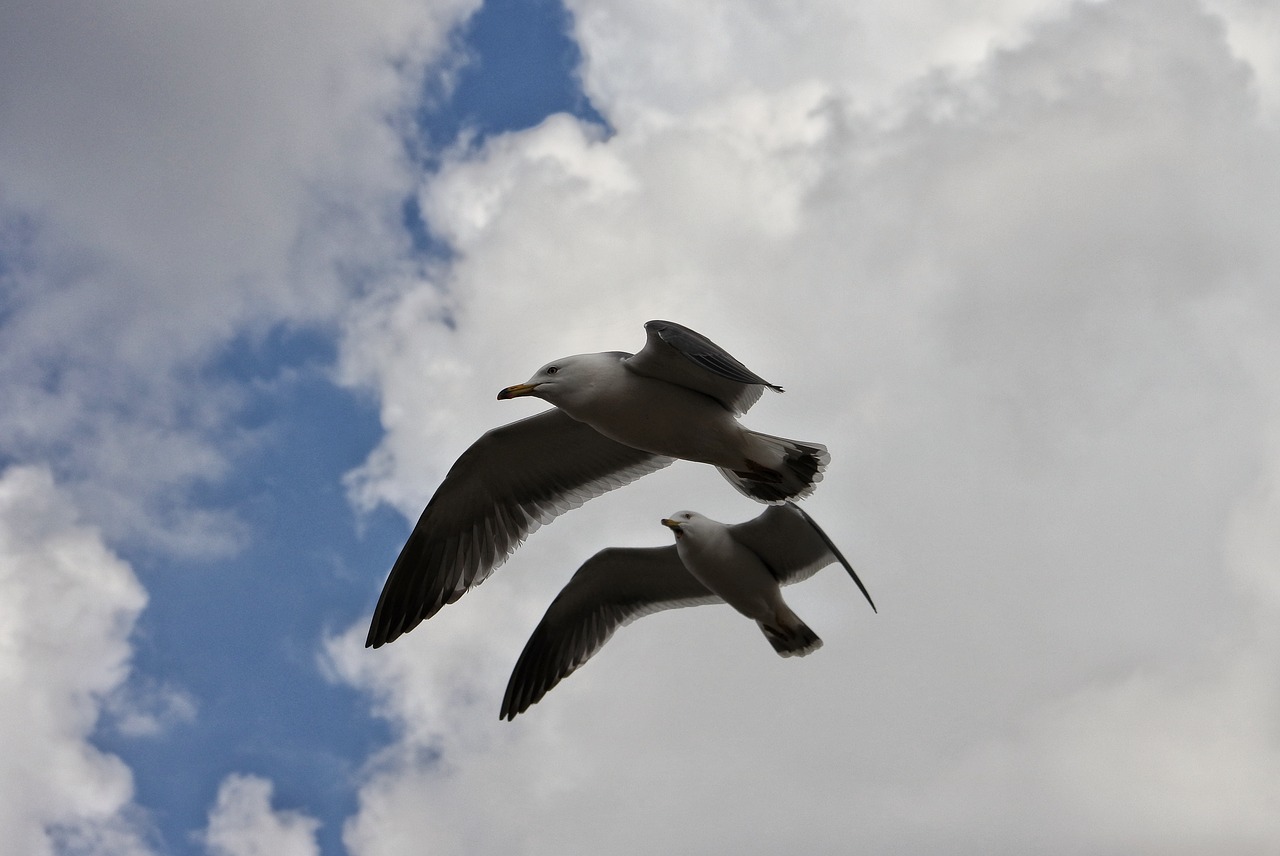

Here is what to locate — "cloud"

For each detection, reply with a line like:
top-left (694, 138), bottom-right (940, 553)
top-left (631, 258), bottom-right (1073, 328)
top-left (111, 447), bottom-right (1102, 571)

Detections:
top-left (202, 774), bottom-right (321, 856)
top-left (1205, 0), bottom-right (1280, 119)
top-left (566, 0), bottom-right (1280, 126)
top-left (568, 0), bottom-right (1084, 125)
top-left (0, 0), bottom-right (481, 552)
top-left (103, 678), bottom-right (199, 740)
top-left (0, 0), bottom-right (484, 849)
top-left (335, 0), bottom-right (1280, 852)
top-left (888, 649), bottom-right (1280, 853)
top-left (0, 466), bottom-right (154, 856)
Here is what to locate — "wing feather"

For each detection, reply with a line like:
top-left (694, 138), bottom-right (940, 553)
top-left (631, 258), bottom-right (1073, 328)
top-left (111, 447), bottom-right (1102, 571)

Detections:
top-left (622, 320), bottom-right (782, 414)
top-left (365, 410), bottom-right (675, 647)
top-left (500, 545), bottom-right (721, 720)
top-left (729, 503), bottom-right (876, 612)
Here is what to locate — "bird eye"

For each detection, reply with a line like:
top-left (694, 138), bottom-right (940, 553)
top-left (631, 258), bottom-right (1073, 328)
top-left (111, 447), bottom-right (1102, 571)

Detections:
top-left (545, 365), bottom-right (559, 375)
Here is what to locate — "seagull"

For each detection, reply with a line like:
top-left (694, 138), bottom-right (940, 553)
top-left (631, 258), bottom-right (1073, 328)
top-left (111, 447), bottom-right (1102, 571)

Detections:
top-left (366, 320), bottom-right (831, 648)
top-left (500, 502), bottom-right (875, 720)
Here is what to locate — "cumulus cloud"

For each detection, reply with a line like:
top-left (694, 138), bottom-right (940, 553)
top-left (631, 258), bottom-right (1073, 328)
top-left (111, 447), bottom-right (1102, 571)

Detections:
top-left (568, 0), bottom-right (1082, 125)
top-left (335, 0), bottom-right (1280, 852)
top-left (0, 0), bottom-right (483, 849)
top-left (0, 466), bottom-right (154, 856)
top-left (202, 774), bottom-right (321, 856)
top-left (0, 0), bottom-right (481, 552)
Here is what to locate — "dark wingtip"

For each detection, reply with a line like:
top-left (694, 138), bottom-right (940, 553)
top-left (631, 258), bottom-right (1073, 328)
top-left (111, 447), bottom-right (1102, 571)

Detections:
top-left (842, 558), bottom-right (877, 614)
top-left (785, 502), bottom-right (878, 614)
top-left (365, 603), bottom-right (402, 648)
top-left (500, 688), bottom-right (527, 721)
top-left (366, 606), bottom-right (416, 648)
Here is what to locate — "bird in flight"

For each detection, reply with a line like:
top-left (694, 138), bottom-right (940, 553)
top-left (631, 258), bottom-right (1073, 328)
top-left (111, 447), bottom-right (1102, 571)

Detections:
top-left (501, 502), bottom-right (875, 720)
top-left (366, 320), bottom-right (829, 648)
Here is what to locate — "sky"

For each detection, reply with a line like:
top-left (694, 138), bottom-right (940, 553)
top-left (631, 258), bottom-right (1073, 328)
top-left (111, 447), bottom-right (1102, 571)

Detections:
top-left (2, 0), bottom-right (1280, 853)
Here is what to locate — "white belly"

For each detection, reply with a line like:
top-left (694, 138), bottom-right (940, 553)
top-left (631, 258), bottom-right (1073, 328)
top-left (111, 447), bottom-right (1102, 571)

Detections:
top-left (677, 534), bottom-right (781, 623)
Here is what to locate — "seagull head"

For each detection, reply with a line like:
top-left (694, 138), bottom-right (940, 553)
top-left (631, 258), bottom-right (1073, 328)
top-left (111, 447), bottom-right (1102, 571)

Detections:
top-left (497, 354), bottom-right (603, 404)
top-left (661, 510), bottom-right (706, 541)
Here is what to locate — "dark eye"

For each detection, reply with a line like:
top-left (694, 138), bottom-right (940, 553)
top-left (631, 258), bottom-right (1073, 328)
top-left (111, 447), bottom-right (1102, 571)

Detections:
top-left (545, 366), bottom-right (559, 375)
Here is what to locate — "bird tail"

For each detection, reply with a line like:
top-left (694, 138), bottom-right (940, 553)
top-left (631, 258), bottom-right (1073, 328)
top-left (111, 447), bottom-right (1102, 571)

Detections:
top-left (717, 432), bottom-right (829, 504)
top-left (758, 614), bottom-right (823, 658)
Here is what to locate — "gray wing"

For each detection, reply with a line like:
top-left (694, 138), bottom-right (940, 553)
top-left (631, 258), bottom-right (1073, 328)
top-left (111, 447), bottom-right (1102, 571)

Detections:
top-left (366, 410), bottom-right (675, 648)
top-left (621, 319), bottom-right (783, 414)
top-left (501, 545), bottom-right (721, 720)
top-left (729, 503), bottom-right (876, 612)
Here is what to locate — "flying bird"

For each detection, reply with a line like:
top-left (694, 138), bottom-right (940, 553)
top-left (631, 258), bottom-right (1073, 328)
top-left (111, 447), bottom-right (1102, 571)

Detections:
top-left (500, 502), bottom-right (875, 720)
top-left (366, 320), bottom-right (830, 648)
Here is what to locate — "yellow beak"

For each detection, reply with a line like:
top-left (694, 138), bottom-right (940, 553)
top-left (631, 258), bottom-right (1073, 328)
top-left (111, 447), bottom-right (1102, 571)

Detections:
top-left (497, 383), bottom-right (539, 400)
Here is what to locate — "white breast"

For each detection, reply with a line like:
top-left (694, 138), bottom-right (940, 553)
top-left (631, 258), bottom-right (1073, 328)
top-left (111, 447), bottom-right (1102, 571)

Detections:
top-left (675, 529), bottom-right (781, 622)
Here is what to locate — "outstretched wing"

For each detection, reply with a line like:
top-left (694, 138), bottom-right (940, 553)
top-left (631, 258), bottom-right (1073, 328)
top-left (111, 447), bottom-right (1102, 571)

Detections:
top-left (366, 410), bottom-right (675, 648)
top-left (622, 319), bottom-right (783, 414)
top-left (501, 545), bottom-right (720, 720)
top-left (729, 503), bottom-right (876, 612)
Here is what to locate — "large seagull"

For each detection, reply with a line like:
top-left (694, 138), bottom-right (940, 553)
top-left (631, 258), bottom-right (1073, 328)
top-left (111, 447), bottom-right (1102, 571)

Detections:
top-left (366, 320), bottom-right (830, 648)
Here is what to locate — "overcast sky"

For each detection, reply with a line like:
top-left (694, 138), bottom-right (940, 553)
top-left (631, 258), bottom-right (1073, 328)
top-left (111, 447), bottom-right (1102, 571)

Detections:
top-left (3, 0), bottom-right (1280, 853)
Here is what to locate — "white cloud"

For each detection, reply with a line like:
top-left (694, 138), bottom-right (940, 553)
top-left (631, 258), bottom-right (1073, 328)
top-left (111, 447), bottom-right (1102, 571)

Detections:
top-left (202, 774), bottom-right (321, 856)
top-left (0, 466), bottom-right (154, 856)
top-left (0, 2), bottom-right (484, 849)
top-left (336, 0), bottom-right (1280, 852)
top-left (103, 678), bottom-right (199, 739)
top-left (567, 0), bottom-right (1089, 126)
top-left (0, 0), bottom-right (481, 552)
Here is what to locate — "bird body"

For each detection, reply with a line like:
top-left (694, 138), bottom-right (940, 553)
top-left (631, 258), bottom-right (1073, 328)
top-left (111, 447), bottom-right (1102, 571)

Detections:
top-left (663, 511), bottom-right (820, 657)
top-left (503, 352), bottom-right (763, 469)
top-left (500, 503), bottom-right (876, 720)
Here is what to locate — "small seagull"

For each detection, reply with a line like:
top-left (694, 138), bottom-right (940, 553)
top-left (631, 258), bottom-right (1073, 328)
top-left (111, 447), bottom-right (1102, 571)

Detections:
top-left (500, 502), bottom-right (875, 720)
top-left (366, 321), bottom-right (830, 648)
